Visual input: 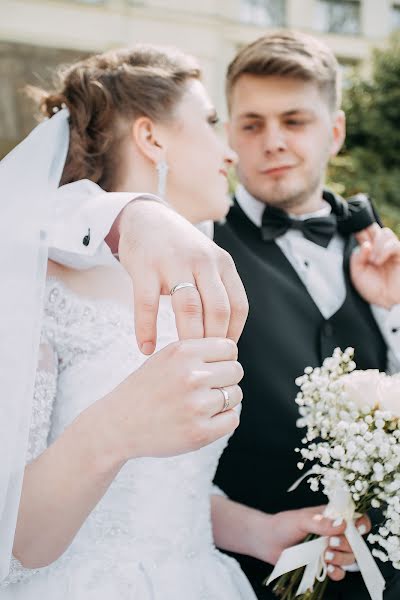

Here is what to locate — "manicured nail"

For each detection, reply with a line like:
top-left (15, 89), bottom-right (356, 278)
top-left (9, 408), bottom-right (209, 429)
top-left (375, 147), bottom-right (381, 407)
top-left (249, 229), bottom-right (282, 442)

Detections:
top-left (333, 517), bottom-right (343, 527)
top-left (330, 536), bottom-right (341, 548)
top-left (313, 514), bottom-right (324, 522)
top-left (327, 564), bottom-right (335, 574)
top-left (358, 524), bottom-right (367, 536)
top-left (325, 551), bottom-right (335, 561)
top-left (141, 341), bottom-right (155, 355)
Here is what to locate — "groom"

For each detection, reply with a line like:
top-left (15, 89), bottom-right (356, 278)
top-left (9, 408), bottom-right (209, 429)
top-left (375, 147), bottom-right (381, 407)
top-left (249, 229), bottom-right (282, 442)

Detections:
top-left (214, 31), bottom-right (400, 599)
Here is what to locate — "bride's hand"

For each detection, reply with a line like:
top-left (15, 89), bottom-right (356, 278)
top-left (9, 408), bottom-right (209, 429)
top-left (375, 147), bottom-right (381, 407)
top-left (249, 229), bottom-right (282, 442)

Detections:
top-left (117, 200), bottom-right (248, 354)
top-left (92, 337), bottom-right (243, 461)
top-left (260, 506), bottom-right (371, 582)
top-left (13, 339), bottom-right (242, 570)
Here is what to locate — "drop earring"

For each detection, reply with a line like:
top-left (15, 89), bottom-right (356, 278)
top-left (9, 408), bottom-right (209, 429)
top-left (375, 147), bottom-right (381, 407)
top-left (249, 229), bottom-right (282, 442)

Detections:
top-left (156, 159), bottom-right (169, 198)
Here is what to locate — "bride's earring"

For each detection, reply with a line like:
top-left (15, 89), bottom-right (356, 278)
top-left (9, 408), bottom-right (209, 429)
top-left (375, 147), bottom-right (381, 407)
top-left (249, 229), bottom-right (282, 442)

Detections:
top-left (156, 159), bottom-right (169, 198)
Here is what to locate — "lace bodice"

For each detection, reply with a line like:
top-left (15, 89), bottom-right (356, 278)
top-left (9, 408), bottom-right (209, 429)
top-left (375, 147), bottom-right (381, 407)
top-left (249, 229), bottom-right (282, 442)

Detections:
top-left (2, 277), bottom-right (255, 600)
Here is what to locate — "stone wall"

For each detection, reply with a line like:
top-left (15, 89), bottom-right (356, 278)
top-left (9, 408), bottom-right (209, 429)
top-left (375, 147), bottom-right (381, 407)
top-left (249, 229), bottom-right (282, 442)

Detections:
top-left (0, 42), bottom-right (89, 158)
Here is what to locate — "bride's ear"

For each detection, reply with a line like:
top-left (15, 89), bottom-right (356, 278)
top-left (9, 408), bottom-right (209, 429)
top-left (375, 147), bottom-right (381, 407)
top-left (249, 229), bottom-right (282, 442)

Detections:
top-left (131, 117), bottom-right (166, 164)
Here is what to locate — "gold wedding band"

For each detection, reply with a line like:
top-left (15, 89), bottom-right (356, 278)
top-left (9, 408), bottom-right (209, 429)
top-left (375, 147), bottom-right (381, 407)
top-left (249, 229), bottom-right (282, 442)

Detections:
top-left (219, 387), bottom-right (230, 412)
top-left (170, 282), bottom-right (197, 296)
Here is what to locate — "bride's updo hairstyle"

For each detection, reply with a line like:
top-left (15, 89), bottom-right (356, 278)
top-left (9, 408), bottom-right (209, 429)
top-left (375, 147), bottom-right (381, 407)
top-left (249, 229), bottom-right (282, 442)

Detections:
top-left (28, 45), bottom-right (201, 191)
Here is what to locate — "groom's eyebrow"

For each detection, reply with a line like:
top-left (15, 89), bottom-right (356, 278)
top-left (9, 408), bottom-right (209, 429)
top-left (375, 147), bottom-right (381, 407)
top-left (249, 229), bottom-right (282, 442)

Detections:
top-left (282, 109), bottom-right (316, 117)
top-left (237, 108), bottom-right (316, 120)
top-left (238, 112), bottom-right (264, 120)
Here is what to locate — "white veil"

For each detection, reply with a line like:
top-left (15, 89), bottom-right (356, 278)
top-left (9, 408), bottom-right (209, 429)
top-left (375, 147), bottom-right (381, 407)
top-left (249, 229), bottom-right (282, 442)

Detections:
top-left (0, 109), bottom-right (69, 580)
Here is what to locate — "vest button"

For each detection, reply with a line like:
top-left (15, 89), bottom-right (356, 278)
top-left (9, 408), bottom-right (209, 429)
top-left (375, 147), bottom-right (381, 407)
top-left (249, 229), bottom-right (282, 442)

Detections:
top-left (323, 322), bottom-right (334, 337)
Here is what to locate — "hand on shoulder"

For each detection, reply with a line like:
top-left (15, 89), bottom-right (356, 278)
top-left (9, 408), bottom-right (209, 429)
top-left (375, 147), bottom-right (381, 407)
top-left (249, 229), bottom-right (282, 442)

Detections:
top-left (351, 224), bottom-right (400, 308)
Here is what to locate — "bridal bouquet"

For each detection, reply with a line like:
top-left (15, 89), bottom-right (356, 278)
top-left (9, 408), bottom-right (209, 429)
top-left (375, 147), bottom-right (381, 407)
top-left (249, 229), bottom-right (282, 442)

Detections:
top-left (267, 347), bottom-right (400, 600)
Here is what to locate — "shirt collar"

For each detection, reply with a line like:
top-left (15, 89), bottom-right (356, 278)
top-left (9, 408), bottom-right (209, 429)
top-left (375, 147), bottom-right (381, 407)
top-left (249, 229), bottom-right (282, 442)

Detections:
top-left (235, 184), bottom-right (332, 228)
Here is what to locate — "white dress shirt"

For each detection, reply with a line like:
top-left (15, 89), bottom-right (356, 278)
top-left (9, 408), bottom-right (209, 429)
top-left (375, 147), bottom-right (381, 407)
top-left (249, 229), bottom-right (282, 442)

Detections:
top-left (48, 179), bottom-right (163, 269)
top-left (235, 184), bottom-right (400, 374)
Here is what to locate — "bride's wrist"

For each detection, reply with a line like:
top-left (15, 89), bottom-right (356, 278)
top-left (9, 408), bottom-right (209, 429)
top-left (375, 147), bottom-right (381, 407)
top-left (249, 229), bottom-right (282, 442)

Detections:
top-left (89, 377), bottom-right (152, 465)
top-left (245, 508), bottom-right (275, 564)
top-left (75, 396), bottom-right (131, 474)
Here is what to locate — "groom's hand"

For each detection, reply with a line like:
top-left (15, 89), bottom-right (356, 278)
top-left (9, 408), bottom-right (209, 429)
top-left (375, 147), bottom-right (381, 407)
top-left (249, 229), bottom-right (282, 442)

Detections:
top-left (351, 223), bottom-right (400, 309)
top-left (118, 200), bottom-right (248, 354)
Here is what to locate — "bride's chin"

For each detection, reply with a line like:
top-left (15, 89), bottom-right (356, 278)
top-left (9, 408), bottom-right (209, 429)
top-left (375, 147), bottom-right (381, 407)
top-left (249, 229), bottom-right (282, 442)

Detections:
top-left (189, 196), bottom-right (231, 226)
top-left (209, 196), bottom-right (232, 222)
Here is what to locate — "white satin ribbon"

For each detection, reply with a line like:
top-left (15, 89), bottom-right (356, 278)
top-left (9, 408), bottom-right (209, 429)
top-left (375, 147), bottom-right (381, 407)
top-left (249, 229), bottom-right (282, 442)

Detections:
top-left (267, 474), bottom-right (386, 599)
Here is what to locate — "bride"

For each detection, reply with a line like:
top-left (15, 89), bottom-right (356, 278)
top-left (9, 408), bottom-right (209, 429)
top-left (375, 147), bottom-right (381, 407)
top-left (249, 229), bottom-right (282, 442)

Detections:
top-left (1, 45), bottom-right (356, 599)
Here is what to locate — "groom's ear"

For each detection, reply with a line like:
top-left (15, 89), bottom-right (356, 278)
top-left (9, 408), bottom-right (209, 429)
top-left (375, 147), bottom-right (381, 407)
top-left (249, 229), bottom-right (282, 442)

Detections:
top-left (330, 110), bottom-right (346, 158)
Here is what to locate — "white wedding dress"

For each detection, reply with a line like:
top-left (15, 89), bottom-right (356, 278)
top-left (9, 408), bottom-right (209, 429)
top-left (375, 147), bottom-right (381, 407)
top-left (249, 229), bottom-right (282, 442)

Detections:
top-left (1, 275), bottom-right (257, 600)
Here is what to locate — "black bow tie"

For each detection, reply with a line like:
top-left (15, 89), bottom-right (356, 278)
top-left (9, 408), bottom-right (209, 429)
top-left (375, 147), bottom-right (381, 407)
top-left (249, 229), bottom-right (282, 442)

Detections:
top-left (261, 191), bottom-right (376, 248)
top-left (261, 207), bottom-right (336, 247)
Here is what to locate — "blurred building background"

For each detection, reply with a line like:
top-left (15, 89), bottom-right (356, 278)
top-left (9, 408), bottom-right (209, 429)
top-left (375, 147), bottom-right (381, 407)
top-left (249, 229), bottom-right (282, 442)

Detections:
top-left (0, 0), bottom-right (398, 157)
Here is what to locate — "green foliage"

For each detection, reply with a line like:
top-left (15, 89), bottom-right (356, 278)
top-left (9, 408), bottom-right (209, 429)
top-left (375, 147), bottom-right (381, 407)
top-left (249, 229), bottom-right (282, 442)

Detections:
top-left (328, 33), bottom-right (400, 234)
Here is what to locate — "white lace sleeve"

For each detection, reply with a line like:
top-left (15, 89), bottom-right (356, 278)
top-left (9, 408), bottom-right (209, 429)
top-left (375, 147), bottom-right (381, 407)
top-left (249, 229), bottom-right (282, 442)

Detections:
top-left (1, 340), bottom-right (58, 587)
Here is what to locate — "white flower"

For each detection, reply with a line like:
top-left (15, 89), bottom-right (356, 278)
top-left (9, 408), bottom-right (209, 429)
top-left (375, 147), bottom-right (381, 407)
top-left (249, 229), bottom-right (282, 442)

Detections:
top-left (341, 370), bottom-right (384, 411)
top-left (379, 375), bottom-right (400, 417)
top-left (372, 549), bottom-right (389, 562)
top-left (332, 445), bottom-right (345, 459)
top-left (293, 349), bottom-right (400, 570)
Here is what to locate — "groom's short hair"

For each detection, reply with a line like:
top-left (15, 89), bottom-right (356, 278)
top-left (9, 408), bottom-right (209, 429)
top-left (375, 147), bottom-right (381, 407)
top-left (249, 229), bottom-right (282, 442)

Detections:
top-left (226, 30), bottom-right (341, 112)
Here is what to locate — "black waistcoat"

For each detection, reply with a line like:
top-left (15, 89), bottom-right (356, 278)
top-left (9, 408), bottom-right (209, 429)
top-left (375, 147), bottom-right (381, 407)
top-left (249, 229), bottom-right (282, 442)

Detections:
top-left (213, 200), bottom-right (388, 599)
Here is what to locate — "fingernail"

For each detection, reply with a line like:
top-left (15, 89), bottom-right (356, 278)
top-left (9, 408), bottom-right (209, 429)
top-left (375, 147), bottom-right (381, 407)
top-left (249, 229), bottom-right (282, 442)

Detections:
top-left (327, 565), bottom-right (335, 574)
top-left (333, 517), bottom-right (343, 527)
top-left (141, 341), bottom-right (155, 355)
top-left (312, 514), bottom-right (324, 522)
top-left (325, 551), bottom-right (335, 561)
top-left (330, 536), bottom-right (341, 548)
top-left (358, 524), bottom-right (367, 536)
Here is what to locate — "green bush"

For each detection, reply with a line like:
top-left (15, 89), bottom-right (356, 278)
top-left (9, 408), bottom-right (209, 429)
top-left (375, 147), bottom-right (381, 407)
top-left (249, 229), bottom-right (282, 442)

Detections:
top-left (328, 33), bottom-right (400, 233)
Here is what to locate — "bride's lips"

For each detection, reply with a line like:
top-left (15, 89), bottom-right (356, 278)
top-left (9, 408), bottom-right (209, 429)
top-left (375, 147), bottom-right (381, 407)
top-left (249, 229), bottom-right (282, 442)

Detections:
top-left (219, 168), bottom-right (228, 178)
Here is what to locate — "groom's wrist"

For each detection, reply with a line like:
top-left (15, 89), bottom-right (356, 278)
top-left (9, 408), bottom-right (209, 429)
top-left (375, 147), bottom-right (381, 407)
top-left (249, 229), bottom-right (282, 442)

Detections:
top-left (105, 194), bottom-right (169, 254)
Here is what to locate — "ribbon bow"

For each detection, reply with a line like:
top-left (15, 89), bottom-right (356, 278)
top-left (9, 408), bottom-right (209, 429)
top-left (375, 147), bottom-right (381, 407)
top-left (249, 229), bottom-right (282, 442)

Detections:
top-left (267, 473), bottom-right (386, 600)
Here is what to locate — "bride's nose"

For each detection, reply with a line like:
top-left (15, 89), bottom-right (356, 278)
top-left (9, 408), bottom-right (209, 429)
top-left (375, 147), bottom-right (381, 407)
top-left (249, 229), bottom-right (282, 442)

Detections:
top-left (223, 143), bottom-right (238, 168)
